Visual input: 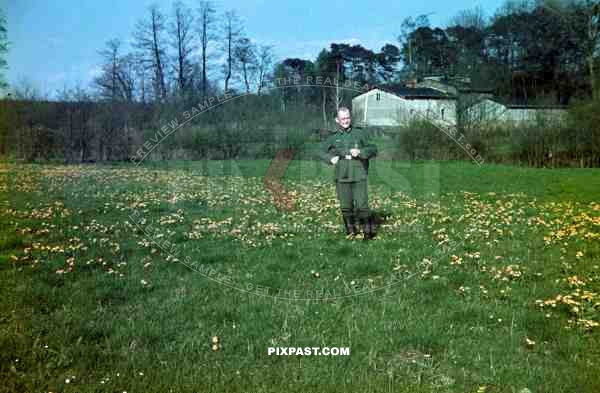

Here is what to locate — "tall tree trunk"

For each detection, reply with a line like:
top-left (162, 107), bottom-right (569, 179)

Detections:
top-left (589, 56), bottom-right (597, 100)
top-left (335, 59), bottom-right (341, 111)
top-left (321, 89), bottom-right (327, 126)
top-left (588, 2), bottom-right (599, 99)
top-left (152, 22), bottom-right (166, 101)
top-left (225, 32), bottom-right (232, 92)
top-left (202, 44), bottom-right (207, 98)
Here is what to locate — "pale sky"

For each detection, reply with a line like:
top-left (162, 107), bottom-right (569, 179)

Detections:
top-left (3, 0), bottom-right (506, 98)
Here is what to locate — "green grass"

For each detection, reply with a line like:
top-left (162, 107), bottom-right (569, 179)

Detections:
top-left (1, 160), bottom-right (599, 393)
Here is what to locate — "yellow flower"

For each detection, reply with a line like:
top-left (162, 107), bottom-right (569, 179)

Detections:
top-left (566, 275), bottom-right (585, 287)
top-left (571, 306), bottom-right (580, 314)
top-left (525, 337), bottom-right (535, 347)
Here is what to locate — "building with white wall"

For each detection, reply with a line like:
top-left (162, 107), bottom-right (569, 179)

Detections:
top-left (463, 98), bottom-right (567, 125)
top-left (352, 84), bottom-right (568, 128)
top-left (351, 85), bottom-right (456, 128)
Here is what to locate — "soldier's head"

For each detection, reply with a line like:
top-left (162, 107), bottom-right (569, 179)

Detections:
top-left (335, 107), bottom-right (352, 130)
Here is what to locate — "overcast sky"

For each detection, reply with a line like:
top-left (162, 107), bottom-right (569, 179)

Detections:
top-left (4, 0), bottom-right (506, 98)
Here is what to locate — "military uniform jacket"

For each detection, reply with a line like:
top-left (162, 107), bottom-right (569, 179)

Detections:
top-left (320, 125), bottom-right (378, 183)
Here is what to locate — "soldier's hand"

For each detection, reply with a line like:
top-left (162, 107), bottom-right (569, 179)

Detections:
top-left (350, 148), bottom-right (360, 157)
top-left (330, 156), bottom-right (340, 165)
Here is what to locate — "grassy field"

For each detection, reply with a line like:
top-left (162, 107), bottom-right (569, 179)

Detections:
top-left (1, 159), bottom-right (599, 393)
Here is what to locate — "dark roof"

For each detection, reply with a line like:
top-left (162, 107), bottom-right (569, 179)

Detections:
top-left (457, 87), bottom-right (495, 94)
top-left (373, 84), bottom-right (455, 99)
top-left (504, 104), bottom-right (568, 110)
top-left (487, 97), bottom-right (568, 109)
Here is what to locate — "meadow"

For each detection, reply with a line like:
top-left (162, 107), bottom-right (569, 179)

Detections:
top-left (1, 158), bottom-right (599, 393)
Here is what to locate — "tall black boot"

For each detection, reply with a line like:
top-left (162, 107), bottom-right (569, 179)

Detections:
top-left (370, 213), bottom-right (378, 239)
top-left (341, 209), bottom-right (358, 238)
top-left (361, 211), bottom-right (377, 241)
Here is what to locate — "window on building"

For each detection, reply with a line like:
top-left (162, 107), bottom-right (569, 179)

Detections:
top-left (376, 92), bottom-right (380, 101)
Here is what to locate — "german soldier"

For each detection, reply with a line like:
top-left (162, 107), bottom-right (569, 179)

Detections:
top-left (321, 107), bottom-right (378, 240)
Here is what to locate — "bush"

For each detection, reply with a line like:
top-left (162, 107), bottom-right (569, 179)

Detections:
top-left (396, 120), bottom-right (464, 161)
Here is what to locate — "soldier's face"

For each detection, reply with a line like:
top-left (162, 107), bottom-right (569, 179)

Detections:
top-left (335, 111), bottom-right (351, 129)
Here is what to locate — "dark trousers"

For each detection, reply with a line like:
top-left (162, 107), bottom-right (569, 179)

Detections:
top-left (336, 180), bottom-right (369, 219)
top-left (336, 180), bottom-right (373, 236)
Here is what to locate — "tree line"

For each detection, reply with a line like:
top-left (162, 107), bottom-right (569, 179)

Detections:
top-left (91, 1), bottom-right (274, 104)
top-left (397, 1), bottom-right (600, 104)
top-left (0, 0), bottom-right (598, 167)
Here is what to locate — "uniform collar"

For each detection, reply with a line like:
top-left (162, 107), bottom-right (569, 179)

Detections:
top-left (336, 125), bottom-right (352, 133)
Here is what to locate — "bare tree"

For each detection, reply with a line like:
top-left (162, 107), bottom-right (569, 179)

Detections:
top-left (450, 5), bottom-right (487, 29)
top-left (221, 10), bottom-right (243, 93)
top-left (0, 8), bottom-right (8, 92)
top-left (12, 78), bottom-right (42, 100)
top-left (133, 4), bottom-right (169, 102)
top-left (234, 37), bottom-right (256, 93)
top-left (134, 56), bottom-right (148, 103)
top-left (170, 1), bottom-right (195, 98)
top-left (583, 0), bottom-right (600, 99)
top-left (95, 39), bottom-right (121, 101)
top-left (197, 1), bottom-right (217, 98)
top-left (94, 39), bottom-right (136, 102)
top-left (0, 9), bottom-right (9, 156)
top-left (255, 44), bottom-right (274, 95)
top-left (118, 53), bottom-right (137, 102)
